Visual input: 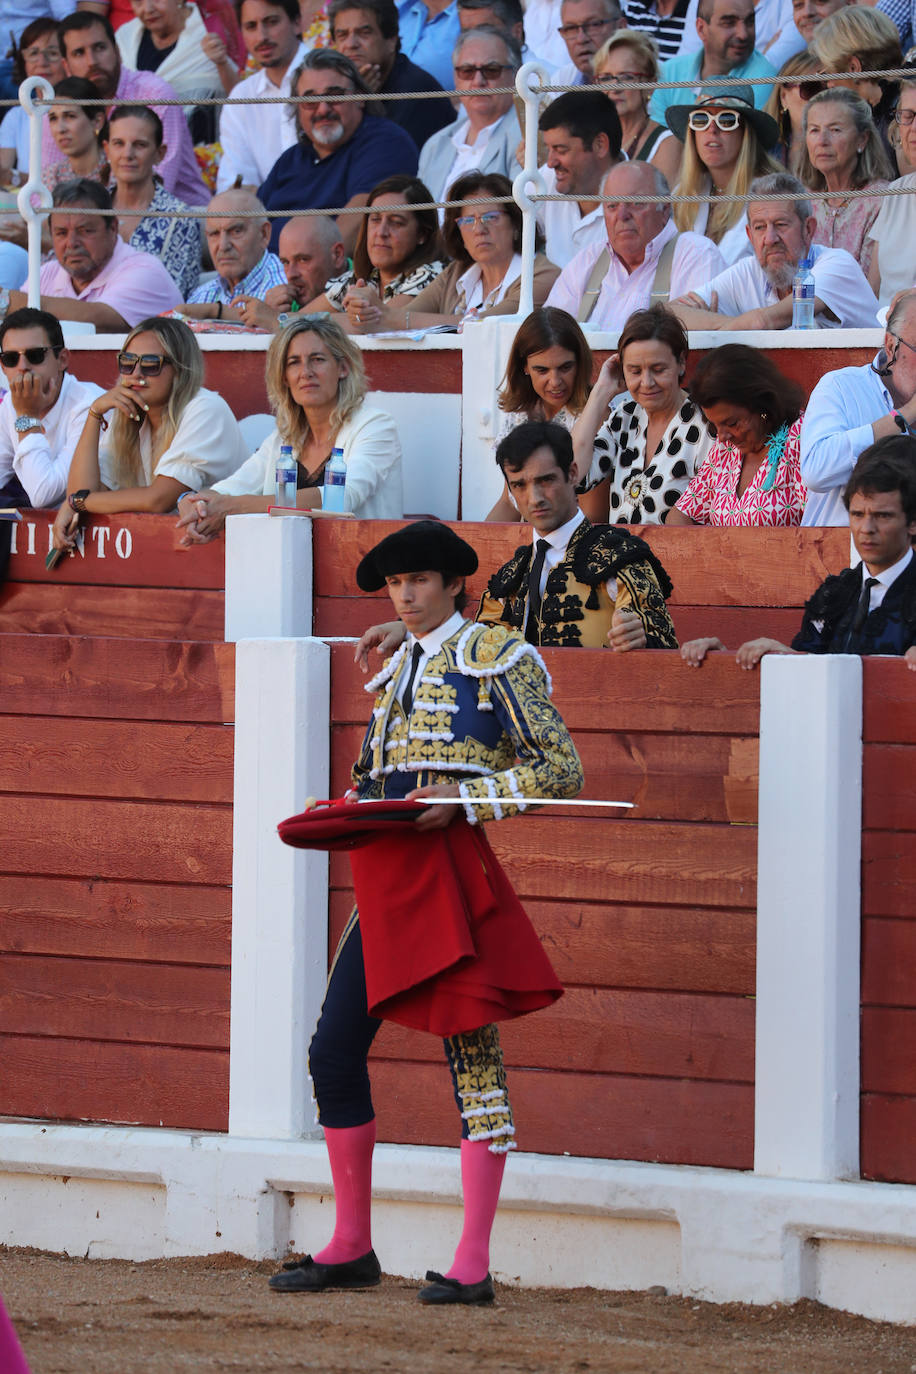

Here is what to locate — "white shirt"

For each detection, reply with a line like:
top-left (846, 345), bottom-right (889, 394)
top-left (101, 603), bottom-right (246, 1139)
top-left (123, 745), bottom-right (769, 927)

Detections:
top-left (536, 165), bottom-right (606, 269)
top-left (866, 173), bottom-right (916, 307)
top-left (214, 401), bottom-right (404, 519)
top-left (698, 243), bottom-right (879, 329)
top-left (799, 358), bottom-right (893, 527)
top-left (457, 253), bottom-right (523, 316)
top-left (435, 118), bottom-right (498, 204)
top-left (687, 191), bottom-right (751, 266)
top-left (398, 609), bottom-right (467, 704)
top-left (0, 106), bottom-right (29, 176)
top-left (867, 545), bottom-right (913, 611)
top-left (525, 508), bottom-right (617, 635)
top-left (546, 220), bottom-right (726, 330)
top-left (99, 388), bottom-right (248, 494)
top-left (523, 0), bottom-right (571, 68)
top-left (0, 373), bottom-right (102, 509)
top-left (216, 40), bottom-right (312, 192)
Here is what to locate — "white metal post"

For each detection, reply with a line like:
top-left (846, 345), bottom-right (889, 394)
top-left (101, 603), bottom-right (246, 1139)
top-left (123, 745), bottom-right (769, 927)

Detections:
top-left (513, 61), bottom-right (549, 320)
top-left (17, 76), bottom-right (54, 307)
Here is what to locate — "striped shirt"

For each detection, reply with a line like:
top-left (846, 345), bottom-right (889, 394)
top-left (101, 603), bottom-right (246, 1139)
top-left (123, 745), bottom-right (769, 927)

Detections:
top-left (187, 250), bottom-right (287, 305)
top-left (623, 0), bottom-right (693, 59)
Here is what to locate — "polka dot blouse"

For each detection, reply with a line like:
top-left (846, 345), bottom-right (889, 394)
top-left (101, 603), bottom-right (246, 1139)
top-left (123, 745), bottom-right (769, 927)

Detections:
top-left (579, 396), bottom-right (715, 524)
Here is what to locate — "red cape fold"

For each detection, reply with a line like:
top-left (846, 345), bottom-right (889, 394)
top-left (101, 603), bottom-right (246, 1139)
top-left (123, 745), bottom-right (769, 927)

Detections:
top-left (277, 802), bottom-right (563, 1036)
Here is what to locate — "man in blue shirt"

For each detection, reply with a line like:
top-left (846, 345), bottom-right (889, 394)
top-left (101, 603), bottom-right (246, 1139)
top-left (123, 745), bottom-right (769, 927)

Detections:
top-left (259, 49), bottom-right (419, 253)
top-left (396, 0), bottom-right (462, 91)
top-left (648, 0), bottom-right (776, 124)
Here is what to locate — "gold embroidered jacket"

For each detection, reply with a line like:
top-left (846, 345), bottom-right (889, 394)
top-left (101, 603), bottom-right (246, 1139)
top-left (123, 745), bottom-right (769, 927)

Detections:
top-left (352, 620), bottom-right (583, 823)
top-left (477, 517), bottom-right (678, 649)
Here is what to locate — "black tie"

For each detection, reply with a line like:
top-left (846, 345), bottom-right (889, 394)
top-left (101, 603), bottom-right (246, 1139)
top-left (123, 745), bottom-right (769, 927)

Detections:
top-left (525, 539), bottom-right (550, 644)
top-left (401, 642), bottom-right (423, 716)
top-left (851, 576), bottom-right (879, 636)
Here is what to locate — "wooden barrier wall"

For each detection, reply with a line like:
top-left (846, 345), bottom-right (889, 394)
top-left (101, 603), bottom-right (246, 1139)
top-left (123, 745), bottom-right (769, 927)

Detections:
top-left (860, 658), bottom-right (916, 1184)
top-left (0, 513), bottom-right (234, 1131)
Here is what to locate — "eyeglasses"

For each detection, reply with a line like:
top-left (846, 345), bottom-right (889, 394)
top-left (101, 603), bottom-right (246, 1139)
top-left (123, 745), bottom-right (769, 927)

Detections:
top-left (455, 210), bottom-right (505, 227)
top-left (557, 17), bottom-right (615, 37)
top-left (23, 43), bottom-right (62, 63)
top-left (454, 62), bottom-right (512, 81)
top-left (298, 85), bottom-right (353, 102)
top-left (596, 69), bottom-right (649, 86)
top-left (0, 345), bottom-right (62, 367)
top-left (890, 332), bottom-right (916, 356)
top-left (893, 107), bottom-right (916, 126)
top-left (688, 108), bottom-right (743, 132)
top-left (117, 352), bottom-right (171, 376)
top-left (798, 79), bottom-right (826, 100)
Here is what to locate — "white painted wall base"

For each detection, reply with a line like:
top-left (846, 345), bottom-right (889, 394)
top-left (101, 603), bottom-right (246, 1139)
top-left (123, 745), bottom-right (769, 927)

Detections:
top-left (2, 1120), bottom-right (916, 1324)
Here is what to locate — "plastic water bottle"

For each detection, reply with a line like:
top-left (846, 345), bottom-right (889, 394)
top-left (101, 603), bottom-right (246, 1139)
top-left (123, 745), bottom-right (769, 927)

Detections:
top-left (323, 446), bottom-right (347, 513)
top-left (792, 258), bottom-right (815, 330)
top-left (275, 444), bottom-right (297, 508)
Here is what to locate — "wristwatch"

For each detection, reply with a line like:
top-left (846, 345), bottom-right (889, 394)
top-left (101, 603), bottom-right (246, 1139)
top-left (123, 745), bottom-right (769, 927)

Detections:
top-left (68, 489), bottom-right (91, 513)
top-left (14, 415), bottom-right (42, 435)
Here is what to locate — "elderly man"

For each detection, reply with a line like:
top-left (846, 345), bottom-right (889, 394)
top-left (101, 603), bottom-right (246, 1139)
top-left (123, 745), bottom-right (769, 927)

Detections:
top-left (458, 0), bottom-right (557, 67)
top-left (537, 90), bottom-right (622, 267)
top-left (648, 0), bottom-right (776, 123)
top-left (553, 0), bottom-right (624, 90)
top-left (258, 48), bottom-right (418, 254)
top-left (216, 0), bottom-right (310, 193)
top-left (418, 27), bottom-right (522, 205)
top-left (545, 161), bottom-right (725, 328)
top-left (329, 0), bottom-right (455, 149)
top-left (800, 289), bottom-right (916, 526)
top-left (671, 173), bottom-right (878, 333)
top-left (236, 216), bottom-right (348, 330)
top-left (183, 190), bottom-right (286, 322)
top-left (0, 307), bottom-right (102, 509)
top-left (5, 180), bottom-right (181, 332)
top-left (53, 13), bottom-right (208, 205)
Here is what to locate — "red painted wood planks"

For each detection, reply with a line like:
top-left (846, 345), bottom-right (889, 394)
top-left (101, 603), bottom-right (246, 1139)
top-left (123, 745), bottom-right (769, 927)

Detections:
top-left (861, 1094), bottom-right (916, 1183)
top-left (0, 1033), bottom-right (228, 1132)
top-left (0, 584), bottom-right (225, 641)
top-left (7, 511), bottom-right (225, 588)
top-left (861, 1007), bottom-right (916, 1095)
top-left (863, 744), bottom-right (916, 831)
top-left (0, 876), bottom-right (231, 965)
top-left (0, 636), bottom-right (236, 722)
top-left (862, 831), bottom-right (916, 919)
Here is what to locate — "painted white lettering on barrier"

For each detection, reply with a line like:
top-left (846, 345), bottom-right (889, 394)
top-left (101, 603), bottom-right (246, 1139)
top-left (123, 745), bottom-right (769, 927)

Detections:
top-left (115, 528), bottom-right (132, 559)
top-left (26, 522), bottom-right (35, 555)
top-left (9, 519), bottom-right (133, 563)
top-left (91, 526), bottom-right (110, 558)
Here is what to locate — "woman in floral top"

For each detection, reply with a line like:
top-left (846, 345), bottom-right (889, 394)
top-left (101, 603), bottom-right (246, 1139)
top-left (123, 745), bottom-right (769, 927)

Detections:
top-left (306, 175), bottom-right (444, 325)
top-left (668, 344), bottom-right (807, 527)
top-left (106, 106), bottom-right (202, 300)
top-left (573, 306), bottom-right (715, 524)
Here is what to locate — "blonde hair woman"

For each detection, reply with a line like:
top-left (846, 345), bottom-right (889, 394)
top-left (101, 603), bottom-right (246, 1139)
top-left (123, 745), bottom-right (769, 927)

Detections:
top-left (810, 6), bottom-right (903, 163)
top-left (177, 315), bottom-right (403, 544)
top-left (592, 30), bottom-right (682, 188)
top-left (764, 51), bottom-right (824, 176)
top-left (666, 85), bottom-right (783, 265)
top-left (800, 87), bottom-right (893, 279)
top-left (51, 315), bottom-right (247, 551)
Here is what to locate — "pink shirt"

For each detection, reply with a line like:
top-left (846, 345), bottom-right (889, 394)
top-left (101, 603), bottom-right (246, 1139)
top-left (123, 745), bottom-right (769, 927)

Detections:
top-left (42, 66), bottom-right (209, 206)
top-left (675, 415), bottom-right (807, 527)
top-left (33, 235), bottom-right (183, 326)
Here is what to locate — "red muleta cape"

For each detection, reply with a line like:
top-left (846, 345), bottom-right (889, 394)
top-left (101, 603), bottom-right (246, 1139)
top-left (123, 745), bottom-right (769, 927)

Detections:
top-left (278, 799), bottom-right (563, 1036)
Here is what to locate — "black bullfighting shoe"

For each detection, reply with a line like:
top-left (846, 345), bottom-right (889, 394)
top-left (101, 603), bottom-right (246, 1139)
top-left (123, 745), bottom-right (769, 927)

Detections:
top-left (268, 1249), bottom-right (382, 1292)
top-left (418, 1270), bottom-right (495, 1305)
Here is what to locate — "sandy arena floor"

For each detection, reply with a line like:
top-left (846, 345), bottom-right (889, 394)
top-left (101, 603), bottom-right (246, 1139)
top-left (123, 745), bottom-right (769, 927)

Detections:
top-left (3, 1247), bottom-right (916, 1373)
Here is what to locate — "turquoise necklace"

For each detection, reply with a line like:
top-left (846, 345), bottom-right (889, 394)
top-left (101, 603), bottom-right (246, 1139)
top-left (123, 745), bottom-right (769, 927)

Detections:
top-left (762, 422), bottom-right (790, 492)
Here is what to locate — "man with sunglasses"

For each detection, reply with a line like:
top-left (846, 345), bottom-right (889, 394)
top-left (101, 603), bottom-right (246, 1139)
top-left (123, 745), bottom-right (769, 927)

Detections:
top-left (0, 307), bottom-right (102, 510)
top-left (418, 27), bottom-right (522, 206)
top-left (800, 289), bottom-right (916, 525)
top-left (258, 48), bottom-right (418, 255)
top-left (648, 0), bottom-right (776, 125)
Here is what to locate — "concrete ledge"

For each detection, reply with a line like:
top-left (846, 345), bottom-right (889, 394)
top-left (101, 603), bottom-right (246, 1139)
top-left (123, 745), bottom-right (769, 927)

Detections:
top-left (2, 1121), bottom-right (916, 1323)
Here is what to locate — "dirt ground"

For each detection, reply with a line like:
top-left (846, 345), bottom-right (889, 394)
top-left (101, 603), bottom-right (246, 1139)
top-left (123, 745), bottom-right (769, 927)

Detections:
top-left (3, 1248), bottom-right (916, 1374)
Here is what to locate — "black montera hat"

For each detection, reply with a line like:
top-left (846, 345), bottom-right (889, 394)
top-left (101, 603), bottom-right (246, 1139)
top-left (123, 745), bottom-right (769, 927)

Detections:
top-left (356, 520), bottom-right (479, 592)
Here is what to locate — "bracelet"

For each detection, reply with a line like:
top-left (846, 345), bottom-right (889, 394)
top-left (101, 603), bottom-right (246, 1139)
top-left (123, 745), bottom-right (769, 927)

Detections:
top-left (216, 301), bottom-right (223, 320)
top-left (88, 406), bottom-right (109, 431)
top-left (405, 311), bottom-right (410, 331)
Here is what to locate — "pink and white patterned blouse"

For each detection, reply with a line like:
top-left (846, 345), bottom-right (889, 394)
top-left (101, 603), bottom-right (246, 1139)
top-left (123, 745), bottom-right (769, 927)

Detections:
top-left (812, 183), bottom-right (889, 283)
top-left (674, 414), bottom-right (807, 527)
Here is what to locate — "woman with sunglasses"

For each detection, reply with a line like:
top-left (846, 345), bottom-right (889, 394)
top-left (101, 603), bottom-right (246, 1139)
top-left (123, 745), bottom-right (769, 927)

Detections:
top-left (666, 86), bottom-right (783, 266)
top-left (0, 19), bottom-right (67, 188)
top-left (44, 78), bottom-right (109, 194)
top-left (667, 344), bottom-right (807, 528)
top-left (50, 317), bottom-right (247, 552)
top-left (591, 31), bottom-right (682, 189)
top-left (305, 176), bottom-right (446, 331)
top-left (799, 88), bottom-right (893, 283)
top-left (176, 316), bottom-right (402, 544)
top-left (357, 172), bottom-right (559, 333)
top-left (867, 77), bottom-right (916, 304)
top-left (764, 52), bottom-right (824, 177)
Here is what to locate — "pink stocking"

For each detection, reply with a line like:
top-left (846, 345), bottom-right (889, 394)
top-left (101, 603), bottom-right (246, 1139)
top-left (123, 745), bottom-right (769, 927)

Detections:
top-left (0, 1297), bottom-right (31, 1374)
top-left (445, 1138), bottom-right (507, 1284)
top-left (313, 1119), bottom-right (376, 1264)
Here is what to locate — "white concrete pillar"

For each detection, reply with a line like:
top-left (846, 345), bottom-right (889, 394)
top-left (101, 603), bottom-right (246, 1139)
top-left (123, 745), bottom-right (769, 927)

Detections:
top-left (224, 513), bottom-right (313, 642)
top-left (228, 637), bottom-right (330, 1139)
top-left (754, 654), bottom-right (863, 1181)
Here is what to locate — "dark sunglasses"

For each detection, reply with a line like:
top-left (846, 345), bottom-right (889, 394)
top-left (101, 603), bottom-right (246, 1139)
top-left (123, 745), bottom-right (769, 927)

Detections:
top-left (117, 351), bottom-right (171, 376)
top-left (454, 62), bottom-right (511, 81)
top-left (0, 345), bottom-right (62, 367)
top-left (798, 79), bottom-right (826, 100)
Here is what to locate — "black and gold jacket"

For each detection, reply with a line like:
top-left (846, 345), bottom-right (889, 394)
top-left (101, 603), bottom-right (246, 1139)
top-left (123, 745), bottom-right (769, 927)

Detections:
top-left (477, 517), bottom-right (678, 649)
